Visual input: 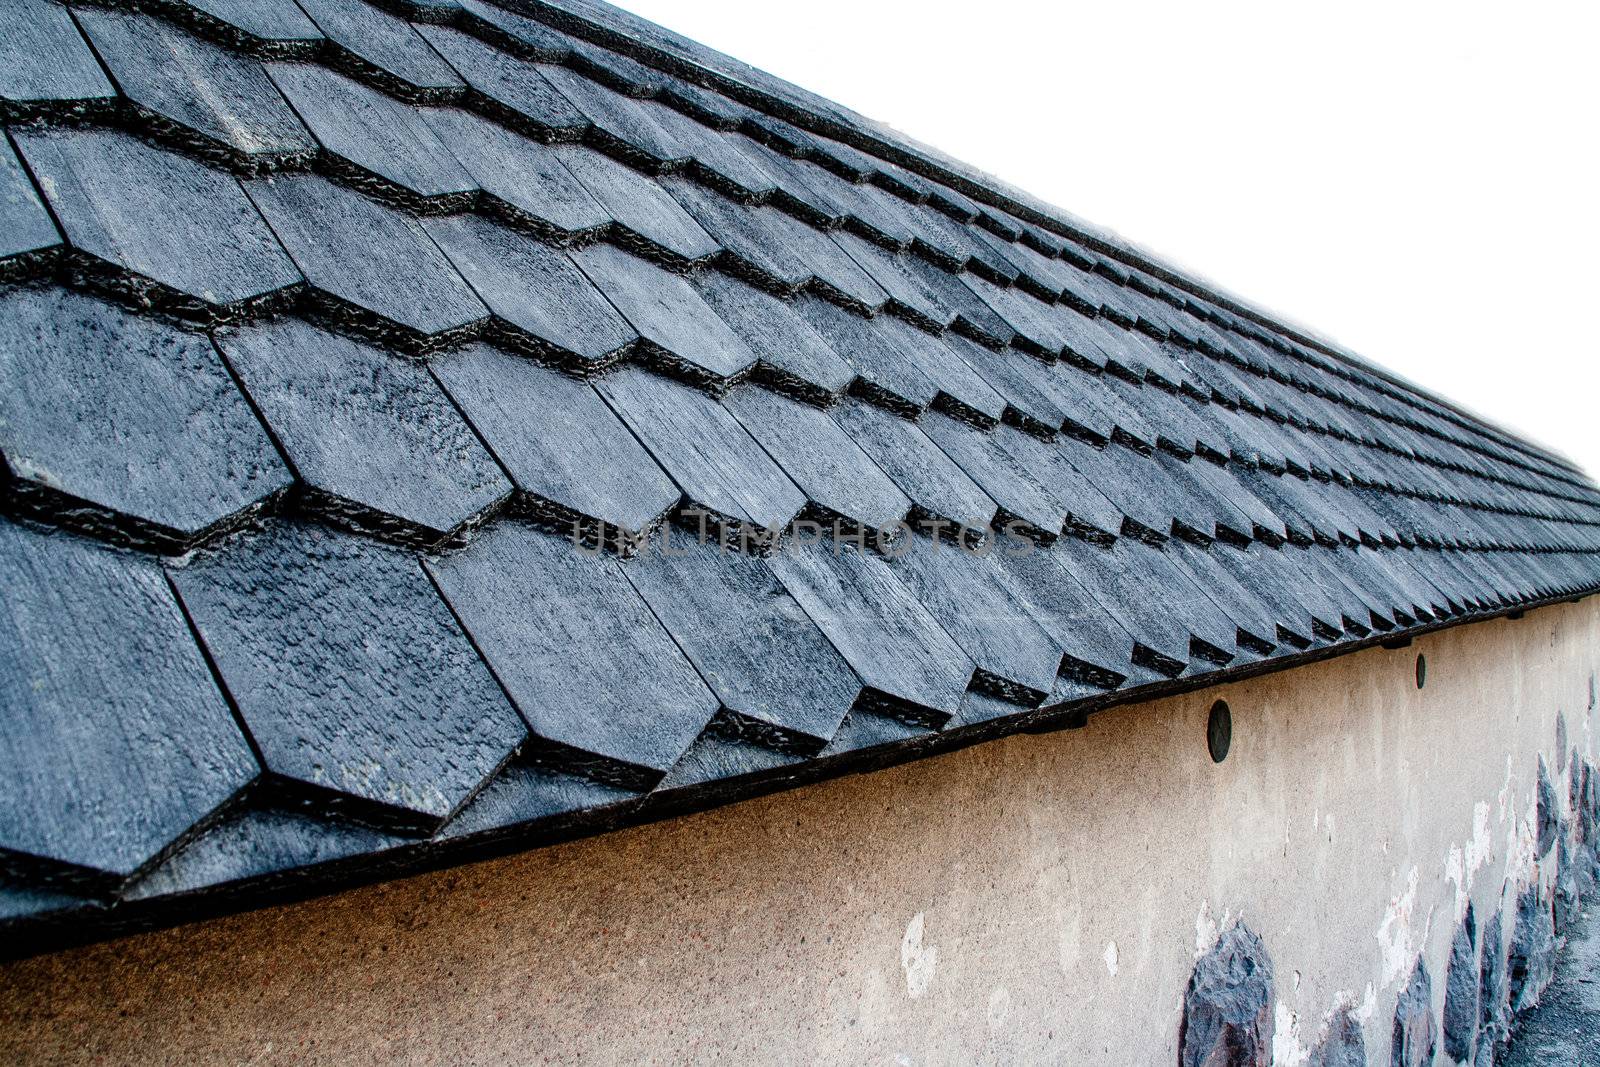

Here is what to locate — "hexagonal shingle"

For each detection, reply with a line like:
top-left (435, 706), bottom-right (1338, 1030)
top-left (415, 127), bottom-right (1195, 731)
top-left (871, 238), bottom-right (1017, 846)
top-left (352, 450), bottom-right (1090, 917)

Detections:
top-left (164, 1), bottom-right (325, 57)
top-left (571, 243), bottom-right (756, 385)
top-left (0, 519), bottom-right (258, 887)
top-left (75, 8), bottom-right (316, 171)
top-left (432, 344), bottom-right (678, 552)
top-left (295, 0), bottom-right (463, 101)
top-left (0, 288), bottom-right (291, 551)
top-left (0, 134), bottom-right (59, 277)
top-left (266, 63), bottom-right (476, 211)
top-left (425, 213), bottom-right (636, 367)
top-left (0, 0), bottom-right (115, 118)
top-left (421, 107), bottom-right (610, 240)
top-left (169, 520), bottom-right (528, 833)
top-left (246, 173), bottom-right (487, 351)
top-left (15, 128), bottom-right (303, 320)
top-left (595, 365), bottom-right (806, 550)
top-left (425, 522), bottom-right (718, 788)
top-left (217, 318), bottom-right (511, 546)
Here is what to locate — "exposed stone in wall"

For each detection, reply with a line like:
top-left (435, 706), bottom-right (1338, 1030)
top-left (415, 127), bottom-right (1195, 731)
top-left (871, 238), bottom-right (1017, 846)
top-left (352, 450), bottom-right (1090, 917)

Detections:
top-left (1509, 885), bottom-right (1556, 1014)
top-left (1571, 755), bottom-right (1585, 839)
top-left (1307, 1007), bottom-right (1367, 1067)
top-left (1579, 759), bottom-right (1599, 847)
top-left (1556, 833), bottom-right (1581, 935)
top-left (1536, 757), bottom-right (1559, 859)
top-left (1442, 904), bottom-right (1479, 1063)
top-left (1391, 960), bottom-right (1438, 1067)
top-left (1478, 905), bottom-right (1509, 1065)
top-left (1179, 922), bottom-right (1274, 1067)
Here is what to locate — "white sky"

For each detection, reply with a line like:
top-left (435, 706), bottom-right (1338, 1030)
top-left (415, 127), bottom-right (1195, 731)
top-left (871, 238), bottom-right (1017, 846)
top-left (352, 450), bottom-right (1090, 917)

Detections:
top-left (618, 0), bottom-right (1600, 471)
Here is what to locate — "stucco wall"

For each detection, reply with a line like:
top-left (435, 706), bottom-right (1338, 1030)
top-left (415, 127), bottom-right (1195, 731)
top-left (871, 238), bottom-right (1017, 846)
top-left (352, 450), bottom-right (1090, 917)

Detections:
top-left (2, 599), bottom-right (1596, 1065)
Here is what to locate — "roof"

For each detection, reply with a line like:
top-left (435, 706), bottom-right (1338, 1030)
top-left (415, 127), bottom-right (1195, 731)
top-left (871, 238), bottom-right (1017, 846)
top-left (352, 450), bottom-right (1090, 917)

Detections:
top-left (2, 0), bottom-right (1597, 956)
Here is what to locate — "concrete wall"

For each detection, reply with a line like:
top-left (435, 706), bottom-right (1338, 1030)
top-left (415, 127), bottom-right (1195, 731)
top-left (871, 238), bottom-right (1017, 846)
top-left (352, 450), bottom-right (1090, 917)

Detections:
top-left (2, 599), bottom-right (1596, 1065)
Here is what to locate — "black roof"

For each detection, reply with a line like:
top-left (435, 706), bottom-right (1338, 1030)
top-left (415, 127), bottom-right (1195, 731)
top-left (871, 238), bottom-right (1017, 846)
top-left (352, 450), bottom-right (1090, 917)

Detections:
top-left (2, 0), bottom-right (1597, 955)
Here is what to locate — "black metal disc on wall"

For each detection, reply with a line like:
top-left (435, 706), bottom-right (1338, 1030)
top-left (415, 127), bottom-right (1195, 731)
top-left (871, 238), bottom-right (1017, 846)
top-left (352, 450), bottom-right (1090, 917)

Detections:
top-left (1207, 699), bottom-right (1231, 763)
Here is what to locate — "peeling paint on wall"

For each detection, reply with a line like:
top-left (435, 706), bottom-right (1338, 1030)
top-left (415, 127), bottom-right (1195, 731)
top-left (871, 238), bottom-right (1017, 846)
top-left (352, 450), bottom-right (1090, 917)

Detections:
top-left (1272, 1000), bottom-right (1310, 1066)
top-left (1376, 866), bottom-right (1422, 988)
top-left (985, 986), bottom-right (1010, 1032)
top-left (900, 912), bottom-right (936, 999)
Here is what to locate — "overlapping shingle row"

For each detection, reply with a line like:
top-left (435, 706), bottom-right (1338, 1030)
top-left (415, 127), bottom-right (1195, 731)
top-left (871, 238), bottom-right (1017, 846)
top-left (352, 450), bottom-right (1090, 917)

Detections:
top-left (2, 0), bottom-right (1597, 953)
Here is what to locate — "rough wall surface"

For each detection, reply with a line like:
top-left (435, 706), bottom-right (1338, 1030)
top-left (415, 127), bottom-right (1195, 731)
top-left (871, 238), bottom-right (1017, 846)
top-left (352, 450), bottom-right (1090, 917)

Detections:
top-left (1, 599), bottom-right (1596, 1065)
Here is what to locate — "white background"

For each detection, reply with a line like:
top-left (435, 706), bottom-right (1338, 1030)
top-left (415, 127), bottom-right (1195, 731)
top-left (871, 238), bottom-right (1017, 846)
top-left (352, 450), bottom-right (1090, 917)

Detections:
top-left (620, 0), bottom-right (1600, 471)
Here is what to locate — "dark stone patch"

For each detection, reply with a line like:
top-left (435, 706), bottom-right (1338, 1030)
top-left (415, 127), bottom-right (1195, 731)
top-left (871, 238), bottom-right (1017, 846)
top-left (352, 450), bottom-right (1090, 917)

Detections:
top-left (623, 535), bottom-right (862, 752)
top-left (420, 108), bottom-right (609, 239)
top-left (265, 63), bottom-right (475, 210)
top-left (426, 213), bottom-right (636, 368)
top-left (1391, 960), bottom-right (1438, 1067)
top-left (432, 344), bottom-right (678, 553)
top-left (0, 0), bottom-right (116, 118)
top-left (1582, 759), bottom-right (1600, 846)
top-left (424, 523), bottom-right (719, 788)
top-left (246, 174), bottom-right (486, 351)
top-left (1308, 1007), bottom-right (1366, 1067)
top-left (1537, 756), bottom-right (1559, 858)
top-left (571, 244), bottom-right (757, 384)
top-left (768, 545), bottom-right (973, 725)
top-left (1555, 832), bottom-right (1581, 935)
top-left (217, 318), bottom-right (511, 546)
top-left (1480, 904), bottom-right (1510, 1062)
top-left (16, 128), bottom-right (302, 320)
top-left (171, 520), bottom-right (526, 834)
top-left (1179, 921), bottom-right (1274, 1067)
top-left (76, 9), bottom-right (316, 171)
top-left (0, 288), bottom-right (291, 551)
top-left (1556, 714), bottom-right (1569, 772)
top-left (594, 365), bottom-right (805, 551)
top-left (1570, 756), bottom-right (1587, 847)
top-left (0, 520), bottom-right (257, 888)
top-left (1442, 903), bottom-right (1479, 1063)
top-left (1509, 883), bottom-right (1557, 1014)
top-left (296, 0), bottom-right (464, 101)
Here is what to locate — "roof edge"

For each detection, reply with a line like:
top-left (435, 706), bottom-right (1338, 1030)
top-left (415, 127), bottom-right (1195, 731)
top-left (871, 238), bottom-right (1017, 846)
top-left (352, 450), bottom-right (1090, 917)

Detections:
top-left (506, 0), bottom-right (1580, 476)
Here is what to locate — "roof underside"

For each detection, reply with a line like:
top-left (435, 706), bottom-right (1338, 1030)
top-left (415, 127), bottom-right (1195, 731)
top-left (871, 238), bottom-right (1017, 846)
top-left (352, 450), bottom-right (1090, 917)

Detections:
top-left (2, 0), bottom-right (1597, 956)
